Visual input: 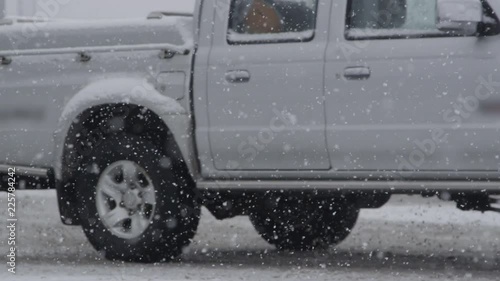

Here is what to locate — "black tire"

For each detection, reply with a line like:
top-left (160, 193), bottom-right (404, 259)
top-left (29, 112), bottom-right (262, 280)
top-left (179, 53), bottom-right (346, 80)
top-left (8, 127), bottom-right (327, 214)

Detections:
top-left (76, 134), bottom-right (200, 263)
top-left (250, 195), bottom-right (359, 251)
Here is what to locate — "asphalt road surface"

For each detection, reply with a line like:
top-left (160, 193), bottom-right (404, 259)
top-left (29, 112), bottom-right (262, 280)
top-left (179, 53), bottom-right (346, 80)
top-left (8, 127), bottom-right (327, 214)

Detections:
top-left (0, 191), bottom-right (499, 281)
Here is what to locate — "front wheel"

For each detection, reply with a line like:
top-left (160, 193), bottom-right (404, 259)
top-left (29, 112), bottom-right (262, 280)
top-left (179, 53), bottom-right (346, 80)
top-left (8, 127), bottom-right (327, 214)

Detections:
top-left (250, 195), bottom-right (359, 251)
top-left (76, 134), bottom-right (200, 262)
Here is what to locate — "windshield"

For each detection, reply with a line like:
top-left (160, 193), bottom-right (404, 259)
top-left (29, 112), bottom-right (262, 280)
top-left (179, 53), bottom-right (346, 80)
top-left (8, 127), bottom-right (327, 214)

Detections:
top-left (4, 0), bottom-right (195, 20)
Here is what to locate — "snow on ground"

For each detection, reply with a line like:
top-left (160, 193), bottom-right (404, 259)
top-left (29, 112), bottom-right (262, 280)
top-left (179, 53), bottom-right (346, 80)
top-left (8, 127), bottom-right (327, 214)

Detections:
top-left (0, 191), bottom-right (499, 280)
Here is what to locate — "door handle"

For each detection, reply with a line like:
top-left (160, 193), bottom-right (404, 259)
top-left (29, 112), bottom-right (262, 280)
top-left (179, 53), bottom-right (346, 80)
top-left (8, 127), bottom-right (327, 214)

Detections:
top-left (344, 67), bottom-right (371, 80)
top-left (225, 70), bottom-right (251, 83)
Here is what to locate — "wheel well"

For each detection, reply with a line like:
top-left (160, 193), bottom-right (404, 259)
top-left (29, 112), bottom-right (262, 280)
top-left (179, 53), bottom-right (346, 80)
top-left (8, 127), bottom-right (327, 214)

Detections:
top-left (58, 103), bottom-right (190, 225)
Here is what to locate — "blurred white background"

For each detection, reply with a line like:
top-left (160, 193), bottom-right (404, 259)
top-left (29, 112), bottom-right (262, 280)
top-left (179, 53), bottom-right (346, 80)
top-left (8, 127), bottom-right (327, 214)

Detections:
top-left (3, 0), bottom-right (196, 19)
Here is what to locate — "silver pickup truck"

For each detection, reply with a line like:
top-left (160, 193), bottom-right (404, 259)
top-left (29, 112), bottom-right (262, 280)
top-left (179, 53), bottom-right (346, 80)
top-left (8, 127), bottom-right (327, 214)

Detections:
top-left (1, 0), bottom-right (500, 262)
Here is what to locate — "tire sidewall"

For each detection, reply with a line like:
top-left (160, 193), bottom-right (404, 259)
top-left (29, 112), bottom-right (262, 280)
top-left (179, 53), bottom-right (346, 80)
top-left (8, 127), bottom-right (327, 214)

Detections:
top-left (76, 135), bottom-right (188, 261)
top-left (250, 197), bottom-right (359, 250)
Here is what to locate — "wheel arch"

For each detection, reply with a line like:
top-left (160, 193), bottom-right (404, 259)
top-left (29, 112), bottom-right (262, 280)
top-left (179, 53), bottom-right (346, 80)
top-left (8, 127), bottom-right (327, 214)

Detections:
top-left (53, 78), bottom-right (198, 225)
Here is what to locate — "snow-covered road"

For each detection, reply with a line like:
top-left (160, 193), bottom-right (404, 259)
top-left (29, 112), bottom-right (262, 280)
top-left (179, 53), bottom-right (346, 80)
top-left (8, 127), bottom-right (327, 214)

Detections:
top-left (0, 191), bottom-right (499, 280)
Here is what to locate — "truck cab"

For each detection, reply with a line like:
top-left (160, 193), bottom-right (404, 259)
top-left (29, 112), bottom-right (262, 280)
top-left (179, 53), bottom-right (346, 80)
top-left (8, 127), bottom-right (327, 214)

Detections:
top-left (1, 0), bottom-right (500, 263)
top-left (195, 0), bottom-right (500, 182)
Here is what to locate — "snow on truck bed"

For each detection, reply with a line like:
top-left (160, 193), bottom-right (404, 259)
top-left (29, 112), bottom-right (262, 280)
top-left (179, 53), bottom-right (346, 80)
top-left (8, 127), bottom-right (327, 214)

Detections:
top-left (0, 16), bottom-right (194, 53)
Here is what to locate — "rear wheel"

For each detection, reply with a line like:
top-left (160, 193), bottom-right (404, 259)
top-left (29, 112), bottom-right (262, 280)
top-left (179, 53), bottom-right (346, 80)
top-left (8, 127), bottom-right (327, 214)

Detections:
top-left (250, 195), bottom-right (359, 251)
top-left (76, 134), bottom-right (200, 262)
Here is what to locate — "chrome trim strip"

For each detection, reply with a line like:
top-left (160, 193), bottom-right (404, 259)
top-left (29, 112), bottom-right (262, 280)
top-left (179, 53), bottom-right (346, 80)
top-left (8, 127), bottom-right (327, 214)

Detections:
top-left (0, 43), bottom-right (190, 58)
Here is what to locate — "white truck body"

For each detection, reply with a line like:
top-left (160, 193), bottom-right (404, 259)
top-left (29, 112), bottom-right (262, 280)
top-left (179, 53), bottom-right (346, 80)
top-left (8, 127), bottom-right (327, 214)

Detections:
top-left (1, 0), bottom-right (500, 262)
top-left (0, 0), bottom-right (499, 192)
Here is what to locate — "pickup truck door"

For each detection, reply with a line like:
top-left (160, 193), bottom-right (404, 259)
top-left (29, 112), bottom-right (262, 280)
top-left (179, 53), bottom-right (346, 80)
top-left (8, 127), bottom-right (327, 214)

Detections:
top-left (203, 0), bottom-right (330, 171)
top-left (325, 0), bottom-right (500, 174)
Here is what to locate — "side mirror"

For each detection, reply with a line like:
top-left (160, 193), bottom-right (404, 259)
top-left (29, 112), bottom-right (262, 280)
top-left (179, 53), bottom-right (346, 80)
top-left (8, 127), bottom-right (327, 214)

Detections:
top-left (436, 0), bottom-right (483, 35)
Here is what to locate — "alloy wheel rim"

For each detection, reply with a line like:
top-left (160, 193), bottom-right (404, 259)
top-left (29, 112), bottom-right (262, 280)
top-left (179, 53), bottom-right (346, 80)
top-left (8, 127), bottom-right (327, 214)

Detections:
top-left (96, 160), bottom-right (156, 239)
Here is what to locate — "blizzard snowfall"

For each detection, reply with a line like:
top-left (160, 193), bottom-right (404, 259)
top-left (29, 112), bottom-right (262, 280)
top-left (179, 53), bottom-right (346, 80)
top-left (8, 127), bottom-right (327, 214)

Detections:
top-left (0, 191), bottom-right (499, 281)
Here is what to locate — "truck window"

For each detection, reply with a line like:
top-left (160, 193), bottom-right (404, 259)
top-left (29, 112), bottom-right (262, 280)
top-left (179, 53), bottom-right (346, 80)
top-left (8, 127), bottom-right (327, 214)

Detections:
top-left (346, 0), bottom-right (444, 39)
top-left (228, 0), bottom-right (318, 44)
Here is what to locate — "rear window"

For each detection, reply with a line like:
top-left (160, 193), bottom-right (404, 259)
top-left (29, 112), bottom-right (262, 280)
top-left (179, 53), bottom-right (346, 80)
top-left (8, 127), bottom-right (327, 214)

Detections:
top-left (228, 0), bottom-right (318, 44)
